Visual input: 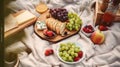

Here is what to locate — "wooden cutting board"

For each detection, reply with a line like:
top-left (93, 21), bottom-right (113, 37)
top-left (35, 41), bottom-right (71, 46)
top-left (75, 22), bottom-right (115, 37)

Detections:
top-left (4, 10), bottom-right (37, 38)
top-left (34, 10), bottom-right (81, 43)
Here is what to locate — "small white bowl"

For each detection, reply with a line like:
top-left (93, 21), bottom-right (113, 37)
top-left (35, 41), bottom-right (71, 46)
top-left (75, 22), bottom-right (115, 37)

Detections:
top-left (81, 25), bottom-right (95, 37)
top-left (56, 42), bottom-right (85, 64)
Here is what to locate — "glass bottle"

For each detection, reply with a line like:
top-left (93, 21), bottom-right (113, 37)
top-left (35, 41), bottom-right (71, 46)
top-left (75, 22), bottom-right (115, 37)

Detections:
top-left (102, 0), bottom-right (119, 26)
top-left (100, 0), bottom-right (109, 12)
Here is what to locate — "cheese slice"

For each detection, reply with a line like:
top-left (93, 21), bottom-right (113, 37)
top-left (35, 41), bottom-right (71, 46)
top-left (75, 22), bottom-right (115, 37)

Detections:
top-left (4, 14), bottom-right (18, 32)
top-left (36, 21), bottom-right (47, 30)
top-left (16, 10), bottom-right (35, 25)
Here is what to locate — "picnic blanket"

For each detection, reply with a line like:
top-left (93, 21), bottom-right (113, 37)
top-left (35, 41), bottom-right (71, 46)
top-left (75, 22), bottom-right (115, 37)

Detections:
top-left (5, 0), bottom-right (120, 67)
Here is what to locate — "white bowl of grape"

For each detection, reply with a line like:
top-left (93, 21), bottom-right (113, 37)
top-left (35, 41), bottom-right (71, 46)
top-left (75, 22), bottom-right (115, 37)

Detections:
top-left (57, 42), bottom-right (85, 64)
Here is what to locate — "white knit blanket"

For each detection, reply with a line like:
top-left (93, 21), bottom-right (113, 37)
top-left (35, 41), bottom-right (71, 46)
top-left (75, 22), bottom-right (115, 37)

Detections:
top-left (5, 0), bottom-right (120, 67)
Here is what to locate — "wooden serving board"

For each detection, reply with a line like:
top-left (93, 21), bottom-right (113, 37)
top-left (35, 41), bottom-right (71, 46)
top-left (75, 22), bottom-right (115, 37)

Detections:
top-left (5, 10), bottom-right (37, 38)
top-left (34, 11), bottom-right (81, 43)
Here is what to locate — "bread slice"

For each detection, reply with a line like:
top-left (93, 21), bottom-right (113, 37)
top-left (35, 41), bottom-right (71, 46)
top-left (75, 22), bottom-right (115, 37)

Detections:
top-left (53, 21), bottom-right (58, 31)
top-left (60, 22), bottom-right (66, 35)
top-left (45, 18), bottom-right (51, 29)
top-left (51, 21), bottom-right (56, 31)
top-left (55, 22), bottom-right (61, 34)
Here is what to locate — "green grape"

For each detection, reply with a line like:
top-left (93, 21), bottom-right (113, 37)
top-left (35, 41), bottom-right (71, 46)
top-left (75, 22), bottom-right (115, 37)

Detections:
top-left (65, 46), bottom-right (69, 51)
top-left (59, 52), bottom-right (63, 57)
top-left (76, 46), bottom-right (80, 50)
top-left (60, 43), bottom-right (66, 48)
top-left (69, 27), bottom-right (72, 31)
top-left (67, 44), bottom-right (71, 48)
top-left (59, 48), bottom-right (62, 52)
top-left (74, 48), bottom-right (80, 53)
top-left (70, 48), bottom-right (74, 52)
top-left (65, 54), bottom-right (69, 58)
top-left (67, 12), bottom-right (82, 31)
top-left (68, 56), bottom-right (73, 62)
top-left (74, 53), bottom-right (78, 57)
top-left (75, 25), bottom-right (79, 30)
top-left (71, 45), bottom-right (75, 48)
top-left (70, 51), bottom-right (74, 56)
top-left (63, 51), bottom-right (67, 54)
top-left (70, 21), bottom-right (74, 25)
top-left (62, 52), bottom-right (66, 56)
top-left (61, 46), bottom-right (66, 50)
top-left (68, 50), bottom-right (71, 54)
top-left (62, 57), bottom-right (67, 61)
top-left (69, 23), bottom-right (73, 27)
top-left (71, 55), bottom-right (75, 58)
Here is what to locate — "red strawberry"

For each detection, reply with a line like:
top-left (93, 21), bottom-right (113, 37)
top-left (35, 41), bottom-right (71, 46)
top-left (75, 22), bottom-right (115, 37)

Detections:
top-left (83, 28), bottom-right (86, 31)
top-left (45, 50), bottom-right (50, 56)
top-left (47, 31), bottom-right (53, 37)
top-left (78, 51), bottom-right (83, 58)
top-left (43, 29), bottom-right (48, 35)
top-left (98, 25), bottom-right (108, 31)
top-left (87, 29), bottom-right (93, 33)
top-left (74, 56), bottom-right (80, 61)
top-left (45, 49), bottom-right (54, 56)
top-left (49, 49), bottom-right (54, 54)
top-left (87, 25), bottom-right (93, 29)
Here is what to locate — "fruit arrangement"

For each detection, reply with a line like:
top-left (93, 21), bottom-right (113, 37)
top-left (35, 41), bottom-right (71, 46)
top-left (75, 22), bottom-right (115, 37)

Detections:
top-left (82, 25), bottom-right (94, 33)
top-left (45, 49), bottom-right (54, 56)
top-left (82, 25), bottom-right (95, 37)
top-left (35, 7), bottom-right (83, 42)
top-left (49, 8), bottom-right (68, 22)
top-left (43, 29), bottom-right (56, 38)
top-left (66, 12), bottom-right (82, 31)
top-left (58, 42), bottom-right (83, 62)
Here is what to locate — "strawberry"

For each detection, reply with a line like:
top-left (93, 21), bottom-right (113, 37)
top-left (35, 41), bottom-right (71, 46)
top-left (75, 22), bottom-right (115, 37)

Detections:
top-left (45, 49), bottom-right (54, 56)
top-left (47, 31), bottom-right (53, 37)
top-left (77, 51), bottom-right (83, 58)
top-left (43, 29), bottom-right (48, 35)
top-left (83, 28), bottom-right (86, 32)
top-left (74, 56), bottom-right (80, 61)
top-left (83, 25), bottom-right (94, 33)
top-left (45, 50), bottom-right (50, 56)
top-left (49, 49), bottom-right (54, 54)
top-left (98, 25), bottom-right (108, 31)
top-left (87, 25), bottom-right (93, 29)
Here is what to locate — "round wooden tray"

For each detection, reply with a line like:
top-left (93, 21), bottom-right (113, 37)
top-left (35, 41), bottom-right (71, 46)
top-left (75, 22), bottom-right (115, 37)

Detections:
top-left (34, 10), bottom-right (81, 43)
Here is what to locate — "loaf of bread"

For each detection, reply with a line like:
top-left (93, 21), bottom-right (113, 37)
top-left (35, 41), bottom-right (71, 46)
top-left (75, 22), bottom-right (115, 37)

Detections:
top-left (45, 18), bottom-right (66, 35)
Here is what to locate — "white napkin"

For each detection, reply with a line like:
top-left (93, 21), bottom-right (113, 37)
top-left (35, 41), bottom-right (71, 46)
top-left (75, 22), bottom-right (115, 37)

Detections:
top-left (5, 0), bottom-right (120, 67)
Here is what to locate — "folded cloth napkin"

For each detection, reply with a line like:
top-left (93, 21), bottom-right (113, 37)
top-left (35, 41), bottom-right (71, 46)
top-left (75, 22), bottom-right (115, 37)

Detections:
top-left (5, 0), bottom-right (120, 67)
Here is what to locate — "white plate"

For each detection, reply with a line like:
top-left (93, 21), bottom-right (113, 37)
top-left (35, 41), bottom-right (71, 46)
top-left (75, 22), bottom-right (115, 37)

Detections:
top-left (56, 42), bottom-right (85, 64)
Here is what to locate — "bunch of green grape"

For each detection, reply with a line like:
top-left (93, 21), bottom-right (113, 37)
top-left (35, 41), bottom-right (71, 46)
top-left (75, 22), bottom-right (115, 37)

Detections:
top-left (59, 42), bottom-right (80, 62)
top-left (66, 12), bottom-right (82, 31)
